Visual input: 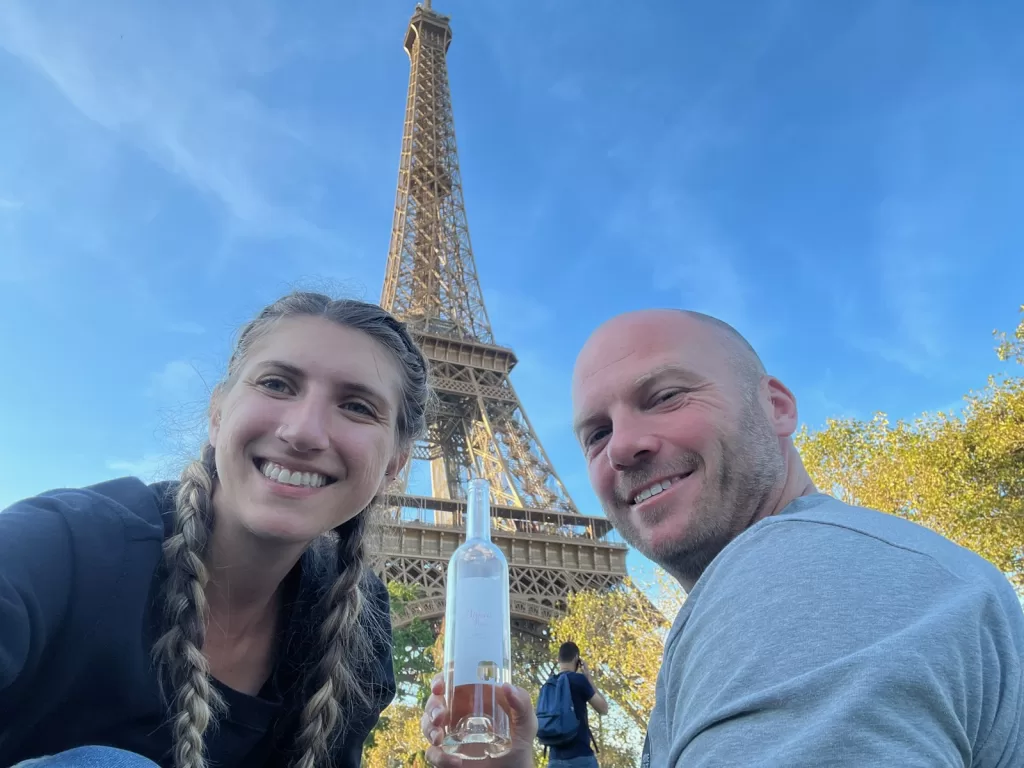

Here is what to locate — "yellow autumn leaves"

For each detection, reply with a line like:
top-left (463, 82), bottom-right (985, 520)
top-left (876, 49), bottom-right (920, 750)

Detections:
top-left (796, 307), bottom-right (1024, 591)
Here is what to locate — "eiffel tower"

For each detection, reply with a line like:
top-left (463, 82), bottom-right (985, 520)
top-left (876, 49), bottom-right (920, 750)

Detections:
top-left (376, 0), bottom-right (628, 656)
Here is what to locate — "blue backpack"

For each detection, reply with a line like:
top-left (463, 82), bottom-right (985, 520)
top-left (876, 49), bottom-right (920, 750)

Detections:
top-left (535, 672), bottom-right (579, 748)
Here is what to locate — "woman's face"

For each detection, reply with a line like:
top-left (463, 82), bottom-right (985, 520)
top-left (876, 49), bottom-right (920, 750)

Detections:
top-left (209, 315), bottom-right (408, 545)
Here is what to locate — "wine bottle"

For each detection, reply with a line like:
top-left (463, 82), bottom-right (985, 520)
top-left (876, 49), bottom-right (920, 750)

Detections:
top-left (441, 478), bottom-right (513, 760)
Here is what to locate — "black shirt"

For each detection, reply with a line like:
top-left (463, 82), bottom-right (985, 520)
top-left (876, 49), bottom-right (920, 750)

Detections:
top-left (0, 477), bottom-right (396, 767)
top-left (549, 671), bottom-right (596, 759)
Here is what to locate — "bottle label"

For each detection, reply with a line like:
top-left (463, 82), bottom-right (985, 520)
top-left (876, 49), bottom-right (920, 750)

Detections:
top-left (452, 575), bottom-right (506, 687)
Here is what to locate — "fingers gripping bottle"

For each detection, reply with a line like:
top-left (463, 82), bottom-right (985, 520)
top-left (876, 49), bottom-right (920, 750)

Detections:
top-left (441, 478), bottom-right (513, 759)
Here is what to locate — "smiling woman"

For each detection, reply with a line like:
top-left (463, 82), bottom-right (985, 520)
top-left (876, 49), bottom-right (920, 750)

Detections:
top-left (0, 292), bottom-right (432, 768)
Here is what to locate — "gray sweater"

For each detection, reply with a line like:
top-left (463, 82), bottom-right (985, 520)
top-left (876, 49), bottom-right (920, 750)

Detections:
top-left (641, 493), bottom-right (1024, 767)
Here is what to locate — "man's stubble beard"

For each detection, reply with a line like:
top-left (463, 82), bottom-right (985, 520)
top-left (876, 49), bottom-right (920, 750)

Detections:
top-left (611, 398), bottom-right (785, 586)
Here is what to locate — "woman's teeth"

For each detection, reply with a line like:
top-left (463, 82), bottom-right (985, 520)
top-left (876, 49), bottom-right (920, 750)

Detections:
top-left (259, 460), bottom-right (331, 488)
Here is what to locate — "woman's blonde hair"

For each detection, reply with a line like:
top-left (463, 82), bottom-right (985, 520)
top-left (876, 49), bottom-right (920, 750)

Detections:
top-left (151, 292), bottom-right (430, 768)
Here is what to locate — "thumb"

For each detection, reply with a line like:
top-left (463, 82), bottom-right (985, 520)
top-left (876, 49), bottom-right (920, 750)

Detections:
top-left (501, 683), bottom-right (532, 718)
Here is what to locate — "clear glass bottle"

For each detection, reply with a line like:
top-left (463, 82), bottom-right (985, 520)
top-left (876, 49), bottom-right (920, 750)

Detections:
top-left (441, 478), bottom-right (512, 760)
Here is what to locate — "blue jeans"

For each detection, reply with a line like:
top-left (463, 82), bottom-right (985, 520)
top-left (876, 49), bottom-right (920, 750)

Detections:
top-left (548, 756), bottom-right (599, 768)
top-left (14, 746), bottom-right (160, 767)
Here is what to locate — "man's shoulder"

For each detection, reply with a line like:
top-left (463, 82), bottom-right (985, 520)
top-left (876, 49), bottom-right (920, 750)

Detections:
top-left (655, 494), bottom-right (1024, 767)
top-left (727, 493), bottom-right (1015, 601)
top-left (564, 671), bottom-right (594, 697)
top-left (766, 492), bottom-right (965, 552)
top-left (676, 493), bottom-right (1024, 669)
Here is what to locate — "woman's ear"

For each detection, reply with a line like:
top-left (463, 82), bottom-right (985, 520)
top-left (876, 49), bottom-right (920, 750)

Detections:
top-left (207, 384), bottom-right (225, 445)
top-left (208, 401), bottom-right (222, 445)
top-left (379, 448), bottom-right (411, 494)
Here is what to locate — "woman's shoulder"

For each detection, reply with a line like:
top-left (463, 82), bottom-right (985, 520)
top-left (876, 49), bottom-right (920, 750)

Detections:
top-left (1, 477), bottom-right (176, 568)
top-left (0, 477), bottom-right (178, 677)
top-left (20, 476), bottom-right (174, 538)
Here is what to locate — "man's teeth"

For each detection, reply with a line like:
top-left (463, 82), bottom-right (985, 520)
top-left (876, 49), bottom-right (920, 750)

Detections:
top-left (633, 475), bottom-right (685, 505)
top-left (260, 460), bottom-right (329, 488)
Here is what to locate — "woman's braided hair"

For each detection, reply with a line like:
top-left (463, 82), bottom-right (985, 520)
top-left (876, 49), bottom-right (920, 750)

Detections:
top-left (151, 292), bottom-right (431, 768)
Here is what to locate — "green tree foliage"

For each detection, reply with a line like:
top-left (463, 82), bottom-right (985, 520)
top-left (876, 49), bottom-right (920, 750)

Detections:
top-left (386, 582), bottom-right (438, 705)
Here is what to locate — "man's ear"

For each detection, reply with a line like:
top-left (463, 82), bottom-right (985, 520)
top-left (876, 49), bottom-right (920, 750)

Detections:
top-left (764, 376), bottom-right (798, 437)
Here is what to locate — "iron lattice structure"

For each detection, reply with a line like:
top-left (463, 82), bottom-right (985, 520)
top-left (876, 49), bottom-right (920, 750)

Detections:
top-left (376, 1), bottom-right (628, 637)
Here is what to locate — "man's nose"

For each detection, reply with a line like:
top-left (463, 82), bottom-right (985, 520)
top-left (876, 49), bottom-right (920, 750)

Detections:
top-left (605, 421), bottom-right (659, 472)
top-left (276, 396), bottom-right (330, 453)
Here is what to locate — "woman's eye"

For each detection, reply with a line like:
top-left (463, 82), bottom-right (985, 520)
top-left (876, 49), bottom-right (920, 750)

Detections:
top-left (258, 377), bottom-right (294, 394)
top-left (342, 401), bottom-right (377, 418)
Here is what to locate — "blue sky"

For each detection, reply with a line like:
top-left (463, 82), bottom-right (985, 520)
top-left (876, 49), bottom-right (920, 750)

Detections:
top-left (2, 0), bottom-right (1023, 589)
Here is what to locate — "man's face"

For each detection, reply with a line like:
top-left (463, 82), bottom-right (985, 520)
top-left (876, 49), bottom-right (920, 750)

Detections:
top-left (571, 311), bottom-right (786, 585)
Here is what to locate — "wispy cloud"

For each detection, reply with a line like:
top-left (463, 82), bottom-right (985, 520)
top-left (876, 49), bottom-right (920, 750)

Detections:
top-left (874, 200), bottom-right (959, 367)
top-left (484, 288), bottom-right (556, 337)
top-left (146, 360), bottom-right (211, 402)
top-left (928, 396), bottom-right (968, 419)
top-left (841, 109), bottom-right (970, 376)
top-left (594, 18), bottom-right (789, 339)
top-left (144, 361), bottom-right (215, 465)
top-left (167, 321), bottom-right (206, 336)
top-left (106, 453), bottom-right (179, 483)
top-left (604, 169), bottom-right (752, 336)
top-left (0, 0), bottom-right (350, 252)
top-left (0, 197), bottom-right (23, 210)
top-left (649, 188), bottom-right (748, 329)
top-left (831, 17), bottom-right (1020, 378)
top-left (506, 347), bottom-right (573, 437)
top-left (799, 366), bottom-right (861, 429)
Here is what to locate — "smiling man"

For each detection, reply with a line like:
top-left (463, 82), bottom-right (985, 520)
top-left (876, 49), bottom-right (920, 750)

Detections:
top-left (569, 309), bottom-right (1024, 767)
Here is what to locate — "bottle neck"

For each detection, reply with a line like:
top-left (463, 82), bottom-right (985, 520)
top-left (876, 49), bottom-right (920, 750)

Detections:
top-left (465, 479), bottom-right (491, 541)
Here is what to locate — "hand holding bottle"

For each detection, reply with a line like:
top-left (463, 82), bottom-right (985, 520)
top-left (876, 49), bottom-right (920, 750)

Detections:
top-left (421, 673), bottom-right (537, 767)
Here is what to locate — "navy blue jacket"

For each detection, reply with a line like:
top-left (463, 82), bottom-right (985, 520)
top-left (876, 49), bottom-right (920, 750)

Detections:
top-left (0, 477), bottom-right (396, 767)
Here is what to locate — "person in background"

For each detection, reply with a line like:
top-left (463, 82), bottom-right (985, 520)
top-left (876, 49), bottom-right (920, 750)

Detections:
top-left (0, 292), bottom-right (432, 768)
top-left (422, 307), bottom-right (1024, 767)
top-left (542, 642), bottom-right (608, 768)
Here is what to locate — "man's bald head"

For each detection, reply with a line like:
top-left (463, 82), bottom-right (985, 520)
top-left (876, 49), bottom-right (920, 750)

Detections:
top-left (576, 308), bottom-right (766, 399)
top-left (674, 310), bottom-right (766, 397)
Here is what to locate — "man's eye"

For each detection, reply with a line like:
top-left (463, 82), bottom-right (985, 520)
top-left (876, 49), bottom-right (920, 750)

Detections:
top-left (585, 428), bottom-right (610, 447)
top-left (652, 389), bottom-right (683, 405)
